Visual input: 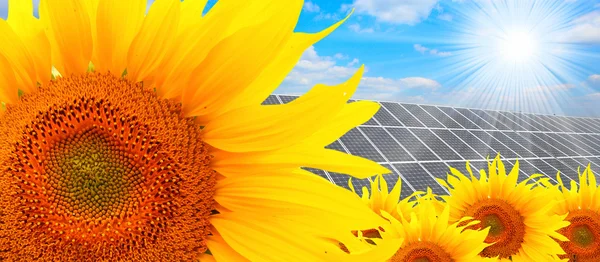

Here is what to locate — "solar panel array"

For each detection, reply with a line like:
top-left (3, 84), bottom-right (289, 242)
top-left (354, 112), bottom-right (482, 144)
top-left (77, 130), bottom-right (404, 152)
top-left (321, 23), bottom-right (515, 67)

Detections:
top-left (264, 94), bottom-right (600, 197)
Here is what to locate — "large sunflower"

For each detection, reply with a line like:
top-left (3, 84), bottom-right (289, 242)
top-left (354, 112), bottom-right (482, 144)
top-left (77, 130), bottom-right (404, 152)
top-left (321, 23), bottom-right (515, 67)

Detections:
top-left (376, 189), bottom-right (494, 262)
top-left (439, 156), bottom-right (569, 261)
top-left (0, 0), bottom-right (393, 261)
top-left (551, 165), bottom-right (600, 261)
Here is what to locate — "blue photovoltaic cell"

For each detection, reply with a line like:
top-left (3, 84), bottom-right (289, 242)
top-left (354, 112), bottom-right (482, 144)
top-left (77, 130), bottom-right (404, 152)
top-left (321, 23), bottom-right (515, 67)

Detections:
top-left (360, 127), bottom-right (414, 162)
top-left (401, 104), bottom-right (445, 128)
top-left (381, 164), bottom-right (415, 200)
top-left (393, 163), bottom-right (448, 195)
top-left (382, 102), bottom-right (425, 127)
top-left (386, 128), bottom-right (440, 161)
top-left (261, 95), bottom-right (280, 105)
top-left (339, 128), bottom-right (386, 162)
top-left (278, 95), bottom-right (297, 104)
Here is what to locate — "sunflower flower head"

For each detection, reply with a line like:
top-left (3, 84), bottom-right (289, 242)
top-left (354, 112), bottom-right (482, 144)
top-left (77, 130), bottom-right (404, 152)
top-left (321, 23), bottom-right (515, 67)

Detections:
top-left (438, 155), bottom-right (569, 261)
top-left (0, 0), bottom-right (394, 261)
top-left (375, 188), bottom-right (494, 262)
top-left (552, 165), bottom-right (600, 261)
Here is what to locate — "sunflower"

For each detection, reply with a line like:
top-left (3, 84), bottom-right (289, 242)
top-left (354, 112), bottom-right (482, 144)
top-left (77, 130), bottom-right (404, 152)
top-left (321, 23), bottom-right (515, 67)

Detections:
top-left (349, 174), bottom-right (418, 222)
top-left (551, 165), bottom-right (600, 261)
top-left (438, 156), bottom-right (569, 261)
top-left (375, 189), bottom-right (494, 262)
top-left (0, 0), bottom-right (394, 261)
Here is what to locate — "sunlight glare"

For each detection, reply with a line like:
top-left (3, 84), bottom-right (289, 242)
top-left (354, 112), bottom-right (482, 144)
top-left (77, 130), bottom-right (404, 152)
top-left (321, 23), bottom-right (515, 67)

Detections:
top-left (498, 29), bottom-right (538, 63)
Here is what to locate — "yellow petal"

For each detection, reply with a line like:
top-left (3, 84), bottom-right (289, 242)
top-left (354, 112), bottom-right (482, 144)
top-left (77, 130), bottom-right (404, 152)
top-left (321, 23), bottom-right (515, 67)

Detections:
top-left (181, 1), bottom-right (302, 120)
top-left (179, 0), bottom-right (208, 33)
top-left (39, 0), bottom-right (93, 75)
top-left (205, 233), bottom-right (250, 262)
top-left (0, 19), bottom-right (37, 92)
top-left (222, 12), bottom-right (352, 111)
top-left (212, 145), bottom-right (390, 179)
top-left (94, 0), bottom-right (146, 72)
top-left (126, 0), bottom-right (180, 82)
top-left (210, 211), bottom-right (362, 262)
top-left (0, 53), bottom-right (18, 104)
top-left (214, 169), bottom-right (385, 230)
top-left (203, 67), bottom-right (363, 152)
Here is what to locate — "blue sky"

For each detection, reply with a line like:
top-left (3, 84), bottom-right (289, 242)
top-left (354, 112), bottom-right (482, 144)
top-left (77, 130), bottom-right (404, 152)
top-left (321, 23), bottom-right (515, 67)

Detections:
top-left (2, 0), bottom-right (600, 116)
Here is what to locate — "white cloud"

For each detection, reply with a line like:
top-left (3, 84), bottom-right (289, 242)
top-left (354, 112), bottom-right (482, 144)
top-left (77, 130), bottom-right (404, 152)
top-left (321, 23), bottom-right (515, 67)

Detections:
top-left (334, 53), bottom-right (349, 60)
top-left (437, 13), bottom-right (453, 21)
top-left (562, 11), bottom-right (600, 43)
top-left (429, 49), bottom-right (452, 57)
top-left (588, 74), bottom-right (600, 87)
top-left (303, 1), bottom-right (320, 12)
top-left (347, 58), bottom-right (360, 67)
top-left (352, 0), bottom-right (440, 25)
top-left (348, 23), bottom-right (375, 33)
top-left (281, 46), bottom-right (361, 89)
top-left (314, 12), bottom-right (340, 20)
top-left (414, 44), bottom-right (429, 54)
top-left (360, 76), bottom-right (441, 91)
top-left (414, 44), bottom-right (452, 56)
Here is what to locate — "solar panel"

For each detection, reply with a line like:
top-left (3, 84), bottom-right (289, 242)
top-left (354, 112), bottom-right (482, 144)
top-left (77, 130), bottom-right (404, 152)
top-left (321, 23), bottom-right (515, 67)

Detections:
top-left (392, 163), bottom-right (448, 195)
top-left (266, 94), bottom-right (600, 195)
top-left (261, 95), bottom-right (281, 105)
top-left (339, 128), bottom-right (387, 162)
top-left (386, 128), bottom-right (439, 161)
top-left (372, 106), bottom-right (403, 126)
top-left (381, 102), bottom-right (425, 127)
top-left (471, 109), bottom-right (511, 130)
top-left (360, 127), bottom-right (414, 162)
top-left (454, 108), bottom-right (495, 130)
top-left (401, 104), bottom-right (445, 128)
top-left (438, 107), bottom-right (480, 129)
top-left (420, 105), bottom-right (463, 128)
top-left (410, 129), bottom-right (462, 160)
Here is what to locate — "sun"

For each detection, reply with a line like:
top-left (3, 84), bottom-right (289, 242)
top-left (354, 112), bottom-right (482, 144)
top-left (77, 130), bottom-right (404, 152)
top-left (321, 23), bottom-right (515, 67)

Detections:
top-left (439, 0), bottom-right (592, 114)
top-left (497, 28), bottom-right (539, 64)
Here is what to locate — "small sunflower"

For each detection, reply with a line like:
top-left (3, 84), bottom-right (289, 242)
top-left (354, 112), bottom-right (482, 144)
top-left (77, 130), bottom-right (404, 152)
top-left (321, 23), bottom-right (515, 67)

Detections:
top-left (349, 174), bottom-right (418, 222)
top-left (0, 0), bottom-right (392, 261)
top-left (439, 155), bottom-right (569, 261)
top-left (552, 165), bottom-right (600, 261)
top-left (378, 189), bottom-right (494, 262)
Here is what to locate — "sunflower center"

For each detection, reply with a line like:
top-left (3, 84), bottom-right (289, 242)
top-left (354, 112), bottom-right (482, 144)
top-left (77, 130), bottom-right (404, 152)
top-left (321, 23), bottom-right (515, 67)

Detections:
top-left (46, 125), bottom-right (143, 219)
top-left (0, 73), bottom-right (215, 261)
top-left (463, 198), bottom-right (525, 259)
top-left (558, 209), bottom-right (600, 261)
top-left (390, 241), bottom-right (453, 262)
